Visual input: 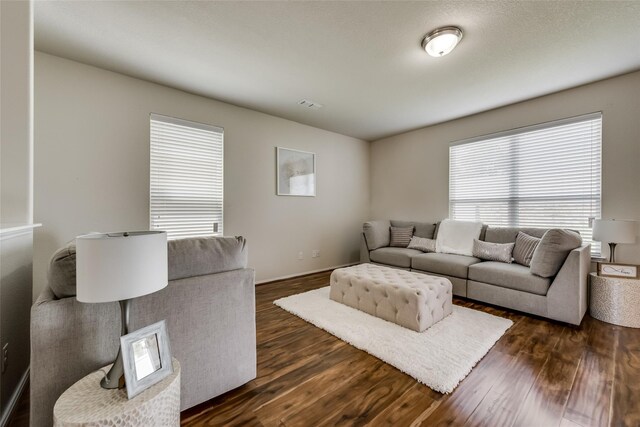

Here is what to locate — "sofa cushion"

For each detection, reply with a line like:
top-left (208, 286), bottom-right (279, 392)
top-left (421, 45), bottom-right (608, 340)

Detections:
top-left (468, 262), bottom-right (552, 296)
top-left (168, 236), bottom-right (248, 281)
top-left (513, 232), bottom-right (540, 267)
top-left (363, 220), bottom-right (391, 250)
top-left (390, 226), bottom-right (414, 247)
top-left (472, 239), bottom-right (514, 263)
top-left (411, 252), bottom-right (482, 278)
top-left (484, 227), bottom-right (549, 243)
top-left (391, 220), bottom-right (436, 239)
top-left (530, 229), bottom-right (582, 278)
top-left (407, 236), bottom-right (436, 253)
top-left (48, 241), bottom-right (77, 299)
top-left (435, 219), bottom-right (484, 256)
top-left (369, 247), bottom-right (423, 268)
top-left (48, 236), bottom-right (248, 299)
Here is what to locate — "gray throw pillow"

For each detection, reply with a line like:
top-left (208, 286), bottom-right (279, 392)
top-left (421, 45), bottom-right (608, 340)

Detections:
top-left (513, 232), bottom-right (540, 267)
top-left (530, 229), bottom-right (582, 278)
top-left (472, 239), bottom-right (514, 263)
top-left (48, 241), bottom-right (77, 299)
top-left (407, 236), bottom-right (436, 253)
top-left (389, 226), bottom-right (414, 248)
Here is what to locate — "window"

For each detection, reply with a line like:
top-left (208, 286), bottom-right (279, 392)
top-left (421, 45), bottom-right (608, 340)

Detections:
top-left (150, 114), bottom-right (223, 240)
top-left (449, 113), bottom-right (602, 255)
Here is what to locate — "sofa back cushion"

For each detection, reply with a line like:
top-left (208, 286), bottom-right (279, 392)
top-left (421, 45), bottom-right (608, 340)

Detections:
top-left (435, 219), bottom-right (484, 257)
top-left (530, 229), bottom-right (582, 278)
top-left (485, 226), bottom-right (549, 244)
top-left (168, 236), bottom-right (248, 281)
top-left (47, 235), bottom-right (249, 299)
top-left (390, 220), bottom-right (436, 239)
top-left (48, 241), bottom-right (77, 299)
top-left (363, 220), bottom-right (391, 250)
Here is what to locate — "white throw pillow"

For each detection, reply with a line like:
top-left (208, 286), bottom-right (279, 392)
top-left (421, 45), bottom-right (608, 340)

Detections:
top-left (435, 219), bottom-right (484, 257)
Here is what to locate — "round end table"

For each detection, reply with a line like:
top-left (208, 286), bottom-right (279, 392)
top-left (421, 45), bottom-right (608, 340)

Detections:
top-left (54, 358), bottom-right (180, 426)
top-left (589, 272), bottom-right (640, 328)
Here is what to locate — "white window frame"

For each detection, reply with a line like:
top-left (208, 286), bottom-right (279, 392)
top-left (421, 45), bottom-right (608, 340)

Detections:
top-left (149, 113), bottom-right (224, 240)
top-left (449, 112), bottom-right (602, 255)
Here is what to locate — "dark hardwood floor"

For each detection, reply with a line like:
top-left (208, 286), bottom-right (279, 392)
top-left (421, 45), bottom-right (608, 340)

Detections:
top-left (9, 270), bottom-right (640, 426)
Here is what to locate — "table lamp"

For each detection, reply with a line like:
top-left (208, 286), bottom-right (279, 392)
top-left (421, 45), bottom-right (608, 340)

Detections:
top-left (76, 231), bottom-right (168, 389)
top-left (592, 219), bottom-right (637, 262)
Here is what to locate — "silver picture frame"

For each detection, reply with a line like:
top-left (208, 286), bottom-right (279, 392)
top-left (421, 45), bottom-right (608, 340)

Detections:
top-left (276, 147), bottom-right (316, 197)
top-left (120, 320), bottom-right (173, 399)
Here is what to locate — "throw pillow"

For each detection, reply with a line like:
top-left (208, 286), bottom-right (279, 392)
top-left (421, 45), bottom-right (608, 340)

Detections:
top-left (407, 236), bottom-right (436, 253)
top-left (472, 239), bottom-right (514, 263)
top-left (513, 232), bottom-right (540, 267)
top-left (48, 240), bottom-right (77, 299)
top-left (435, 219), bottom-right (484, 256)
top-left (389, 226), bottom-right (414, 247)
top-left (530, 229), bottom-right (582, 278)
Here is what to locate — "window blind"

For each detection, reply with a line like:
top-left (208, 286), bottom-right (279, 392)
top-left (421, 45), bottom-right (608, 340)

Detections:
top-left (150, 113), bottom-right (223, 240)
top-left (449, 113), bottom-right (602, 255)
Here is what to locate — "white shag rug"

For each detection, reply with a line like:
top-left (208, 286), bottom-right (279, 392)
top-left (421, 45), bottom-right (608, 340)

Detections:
top-left (274, 287), bottom-right (513, 394)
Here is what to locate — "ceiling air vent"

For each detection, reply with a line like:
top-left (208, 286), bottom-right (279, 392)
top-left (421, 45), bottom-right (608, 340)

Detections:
top-left (298, 99), bottom-right (323, 110)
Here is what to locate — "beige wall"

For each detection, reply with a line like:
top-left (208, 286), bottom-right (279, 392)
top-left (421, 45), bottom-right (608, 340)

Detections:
top-left (0, 0), bottom-right (34, 419)
top-left (371, 71), bottom-right (640, 264)
top-left (1, 0), bottom-right (33, 224)
top-left (33, 52), bottom-right (370, 298)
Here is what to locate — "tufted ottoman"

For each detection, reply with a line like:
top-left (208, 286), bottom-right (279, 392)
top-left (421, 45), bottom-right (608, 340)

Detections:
top-left (329, 264), bottom-right (453, 332)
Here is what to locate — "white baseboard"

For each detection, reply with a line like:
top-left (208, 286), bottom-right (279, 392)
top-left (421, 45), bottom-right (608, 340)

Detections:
top-left (256, 263), bottom-right (358, 285)
top-left (0, 367), bottom-right (29, 427)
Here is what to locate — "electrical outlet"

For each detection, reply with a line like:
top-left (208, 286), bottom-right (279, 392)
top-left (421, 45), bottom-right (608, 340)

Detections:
top-left (297, 251), bottom-right (304, 260)
top-left (312, 250), bottom-right (320, 258)
top-left (2, 343), bottom-right (8, 373)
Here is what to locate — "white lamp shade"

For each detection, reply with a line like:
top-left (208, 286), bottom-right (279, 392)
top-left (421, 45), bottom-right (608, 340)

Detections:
top-left (76, 231), bottom-right (168, 303)
top-left (592, 219), bottom-right (637, 244)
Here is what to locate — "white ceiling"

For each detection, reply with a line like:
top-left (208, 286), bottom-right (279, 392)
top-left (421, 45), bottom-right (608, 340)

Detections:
top-left (35, 1), bottom-right (640, 141)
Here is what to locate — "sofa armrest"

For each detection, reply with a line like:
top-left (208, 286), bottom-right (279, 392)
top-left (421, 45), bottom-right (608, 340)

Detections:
top-left (546, 244), bottom-right (591, 325)
top-left (363, 220), bottom-right (391, 250)
top-left (360, 233), bottom-right (371, 263)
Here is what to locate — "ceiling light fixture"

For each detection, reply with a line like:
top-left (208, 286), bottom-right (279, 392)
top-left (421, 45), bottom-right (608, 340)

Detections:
top-left (422, 26), bottom-right (463, 57)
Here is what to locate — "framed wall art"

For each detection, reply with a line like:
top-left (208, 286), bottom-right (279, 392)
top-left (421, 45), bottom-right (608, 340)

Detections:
top-left (276, 147), bottom-right (316, 197)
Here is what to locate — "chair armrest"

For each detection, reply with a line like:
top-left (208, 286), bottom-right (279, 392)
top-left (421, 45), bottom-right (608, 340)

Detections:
top-left (546, 244), bottom-right (591, 325)
top-left (363, 220), bottom-right (391, 250)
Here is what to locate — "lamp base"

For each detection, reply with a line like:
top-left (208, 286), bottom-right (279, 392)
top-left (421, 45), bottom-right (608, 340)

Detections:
top-left (609, 242), bottom-right (618, 263)
top-left (100, 299), bottom-right (130, 389)
top-left (100, 348), bottom-right (125, 389)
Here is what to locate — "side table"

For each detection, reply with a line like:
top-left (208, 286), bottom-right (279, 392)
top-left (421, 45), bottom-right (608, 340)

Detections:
top-left (54, 358), bottom-right (181, 426)
top-left (589, 272), bottom-right (640, 328)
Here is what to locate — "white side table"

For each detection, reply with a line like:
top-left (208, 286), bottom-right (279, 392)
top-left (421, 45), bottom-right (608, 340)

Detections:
top-left (590, 272), bottom-right (640, 328)
top-left (54, 358), bottom-right (181, 426)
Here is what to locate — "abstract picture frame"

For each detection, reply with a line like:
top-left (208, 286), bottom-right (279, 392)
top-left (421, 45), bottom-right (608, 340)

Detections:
top-left (120, 320), bottom-right (173, 399)
top-left (597, 262), bottom-right (640, 279)
top-left (276, 147), bottom-right (316, 197)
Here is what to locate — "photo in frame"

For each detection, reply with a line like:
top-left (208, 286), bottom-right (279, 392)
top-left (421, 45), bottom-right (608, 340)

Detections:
top-left (120, 320), bottom-right (173, 399)
top-left (597, 262), bottom-right (640, 279)
top-left (276, 147), bottom-right (316, 196)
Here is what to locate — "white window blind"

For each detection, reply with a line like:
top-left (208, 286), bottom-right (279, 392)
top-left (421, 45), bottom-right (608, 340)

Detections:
top-left (449, 112), bottom-right (602, 255)
top-left (150, 113), bottom-right (223, 240)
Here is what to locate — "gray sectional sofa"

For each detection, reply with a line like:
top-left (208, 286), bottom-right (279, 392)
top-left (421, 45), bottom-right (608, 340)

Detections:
top-left (360, 220), bottom-right (590, 325)
top-left (31, 236), bottom-right (256, 427)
